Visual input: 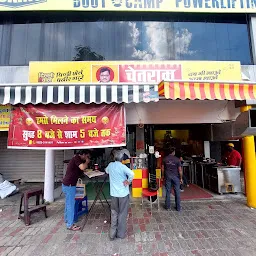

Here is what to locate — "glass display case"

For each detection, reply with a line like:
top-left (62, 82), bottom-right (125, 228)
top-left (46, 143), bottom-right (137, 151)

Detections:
top-left (130, 157), bottom-right (148, 170)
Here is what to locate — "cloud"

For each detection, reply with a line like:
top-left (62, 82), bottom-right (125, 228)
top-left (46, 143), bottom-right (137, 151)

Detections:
top-left (71, 21), bottom-right (194, 61)
top-left (131, 22), bottom-right (194, 60)
top-left (42, 21), bottom-right (194, 61)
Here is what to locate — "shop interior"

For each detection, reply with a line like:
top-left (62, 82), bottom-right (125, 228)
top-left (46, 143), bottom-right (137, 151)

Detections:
top-left (153, 124), bottom-right (243, 200)
top-left (74, 124), bottom-right (244, 201)
top-left (0, 122), bottom-right (244, 201)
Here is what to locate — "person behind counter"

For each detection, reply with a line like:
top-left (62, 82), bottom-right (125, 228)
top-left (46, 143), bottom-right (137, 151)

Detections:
top-left (223, 143), bottom-right (242, 167)
top-left (62, 149), bottom-right (91, 231)
top-left (162, 147), bottom-right (183, 212)
top-left (106, 150), bottom-right (134, 240)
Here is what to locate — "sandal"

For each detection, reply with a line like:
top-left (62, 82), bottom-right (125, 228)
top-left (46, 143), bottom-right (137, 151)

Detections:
top-left (67, 225), bottom-right (81, 231)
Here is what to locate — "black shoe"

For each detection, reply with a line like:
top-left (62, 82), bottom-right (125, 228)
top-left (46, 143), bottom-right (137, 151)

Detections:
top-left (164, 206), bottom-right (171, 211)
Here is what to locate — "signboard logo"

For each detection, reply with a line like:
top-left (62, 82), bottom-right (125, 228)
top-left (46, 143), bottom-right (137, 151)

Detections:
top-left (111, 0), bottom-right (122, 7)
top-left (38, 72), bottom-right (54, 83)
top-left (0, 0), bottom-right (46, 8)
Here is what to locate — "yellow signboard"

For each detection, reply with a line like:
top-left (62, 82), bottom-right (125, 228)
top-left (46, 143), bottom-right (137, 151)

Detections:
top-left (29, 61), bottom-right (242, 84)
top-left (0, 105), bottom-right (11, 131)
top-left (0, 0), bottom-right (256, 13)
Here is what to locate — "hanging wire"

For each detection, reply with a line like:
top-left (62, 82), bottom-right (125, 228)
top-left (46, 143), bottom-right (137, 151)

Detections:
top-left (217, 101), bottom-right (230, 122)
top-left (134, 104), bottom-right (144, 128)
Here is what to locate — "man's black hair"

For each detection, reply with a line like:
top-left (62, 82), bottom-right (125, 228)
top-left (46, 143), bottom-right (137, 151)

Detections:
top-left (169, 147), bottom-right (176, 155)
top-left (76, 149), bottom-right (90, 155)
top-left (100, 67), bottom-right (110, 74)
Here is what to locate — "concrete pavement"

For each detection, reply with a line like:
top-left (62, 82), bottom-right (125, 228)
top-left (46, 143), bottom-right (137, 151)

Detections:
top-left (0, 191), bottom-right (256, 256)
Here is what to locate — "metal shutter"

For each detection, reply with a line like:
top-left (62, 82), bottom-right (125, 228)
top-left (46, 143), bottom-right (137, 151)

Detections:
top-left (0, 132), bottom-right (64, 182)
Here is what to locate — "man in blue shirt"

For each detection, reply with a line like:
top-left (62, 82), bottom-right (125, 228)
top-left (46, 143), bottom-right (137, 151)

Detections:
top-left (162, 147), bottom-right (183, 211)
top-left (106, 150), bottom-right (134, 240)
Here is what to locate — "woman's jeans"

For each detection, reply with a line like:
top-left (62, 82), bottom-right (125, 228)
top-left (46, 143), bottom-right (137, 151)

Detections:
top-left (62, 184), bottom-right (76, 228)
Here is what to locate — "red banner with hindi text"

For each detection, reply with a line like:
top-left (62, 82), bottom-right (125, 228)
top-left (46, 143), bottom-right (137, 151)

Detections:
top-left (8, 103), bottom-right (126, 149)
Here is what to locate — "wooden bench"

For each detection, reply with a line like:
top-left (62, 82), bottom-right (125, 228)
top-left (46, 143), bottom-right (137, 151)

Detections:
top-left (18, 188), bottom-right (47, 226)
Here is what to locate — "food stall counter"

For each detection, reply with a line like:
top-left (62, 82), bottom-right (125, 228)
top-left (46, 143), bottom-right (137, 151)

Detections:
top-left (194, 162), bottom-right (242, 194)
top-left (213, 166), bottom-right (242, 194)
top-left (131, 168), bottom-right (163, 198)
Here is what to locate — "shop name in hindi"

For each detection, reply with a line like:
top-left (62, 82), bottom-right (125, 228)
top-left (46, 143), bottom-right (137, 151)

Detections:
top-left (125, 67), bottom-right (177, 83)
top-left (120, 64), bottom-right (182, 83)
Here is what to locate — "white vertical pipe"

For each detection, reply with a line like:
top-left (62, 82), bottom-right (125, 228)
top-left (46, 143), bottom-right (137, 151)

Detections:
top-left (204, 141), bottom-right (211, 159)
top-left (44, 149), bottom-right (55, 203)
top-left (249, 15), bottom-right (256, 64)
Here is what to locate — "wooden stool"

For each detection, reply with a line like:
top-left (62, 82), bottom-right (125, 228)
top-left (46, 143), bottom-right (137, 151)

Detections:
top-left (18, 188), bottom-right (47, 226)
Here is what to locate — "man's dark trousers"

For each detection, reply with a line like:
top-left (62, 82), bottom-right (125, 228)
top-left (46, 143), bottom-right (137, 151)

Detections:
top-left (110, 195), bottom-right (129, 239)
top-left (165, 176), bottom-right (181, 211)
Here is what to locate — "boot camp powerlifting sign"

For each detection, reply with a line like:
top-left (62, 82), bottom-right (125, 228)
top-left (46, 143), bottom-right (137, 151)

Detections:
top-left (0, 0), bottom-right (255, 13)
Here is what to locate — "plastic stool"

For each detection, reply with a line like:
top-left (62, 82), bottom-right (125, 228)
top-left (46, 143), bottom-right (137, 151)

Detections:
top-left (74, 196), bottom-right (88, 222)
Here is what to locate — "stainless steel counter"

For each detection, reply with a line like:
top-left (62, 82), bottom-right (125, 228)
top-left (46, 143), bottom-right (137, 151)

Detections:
top-left (214, 166), bottom-right (241, 194)
top-left (194, 162), bottom-right (216, 189)
top-left (193, 163), bottom-right (241, 194)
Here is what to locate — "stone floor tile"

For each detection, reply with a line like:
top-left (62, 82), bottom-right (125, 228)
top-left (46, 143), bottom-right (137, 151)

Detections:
top-left (1, 246), bottom-right (16, 256)
top-left (1, 196), bottom-right (256, 256)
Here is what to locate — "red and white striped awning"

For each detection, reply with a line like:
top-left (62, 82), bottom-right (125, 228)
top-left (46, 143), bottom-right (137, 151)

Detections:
top-left (158, 81), bottom-right (256, 100)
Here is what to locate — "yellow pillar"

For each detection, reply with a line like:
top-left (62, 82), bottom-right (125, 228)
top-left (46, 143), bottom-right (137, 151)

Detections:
top-left (242, 136), bottom-right (256, 208)
top-left (241, 105), bottom-right (256, 208)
